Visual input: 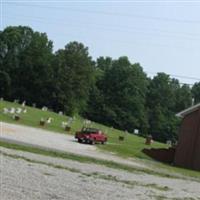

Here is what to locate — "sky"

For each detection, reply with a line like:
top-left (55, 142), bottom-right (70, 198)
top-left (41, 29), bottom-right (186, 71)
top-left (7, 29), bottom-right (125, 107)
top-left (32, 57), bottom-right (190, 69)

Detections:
top-left (1, 0), bottom-right (200, 85)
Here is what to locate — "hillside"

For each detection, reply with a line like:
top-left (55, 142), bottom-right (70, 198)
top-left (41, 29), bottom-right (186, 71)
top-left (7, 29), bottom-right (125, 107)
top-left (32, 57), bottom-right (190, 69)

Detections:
top-left (0, 100), bottom-right (167, 159)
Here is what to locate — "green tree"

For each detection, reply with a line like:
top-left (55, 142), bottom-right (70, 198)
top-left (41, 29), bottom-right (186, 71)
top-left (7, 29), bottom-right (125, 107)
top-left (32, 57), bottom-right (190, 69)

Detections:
top-left (0, 71), bottom-right (11, 98)
top-left (192, 82), bottom-right (200, 104)
top-left (147, 73), bottom-right (180, 142)
top-left (175, 84), bottom-right (192, 112)
top-left (147, 73), bottom-right (175, 110)
top-left (96, 56), bottom-right (112, 72)
top-left (83, 57), bottom-right (109, 122)
top-left (86, 56), bottom-right (149, 134)
top-left (0, 26), bottom-right (53, 106)
top-left (53, 41), bottom-right (94, 115)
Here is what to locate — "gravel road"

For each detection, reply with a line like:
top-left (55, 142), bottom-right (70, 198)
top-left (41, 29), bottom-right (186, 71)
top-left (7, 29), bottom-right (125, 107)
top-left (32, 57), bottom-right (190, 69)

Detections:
top-left (0, 122), bottom-right (146, 169)
top-left (1, 147), bottom-right (200, 200)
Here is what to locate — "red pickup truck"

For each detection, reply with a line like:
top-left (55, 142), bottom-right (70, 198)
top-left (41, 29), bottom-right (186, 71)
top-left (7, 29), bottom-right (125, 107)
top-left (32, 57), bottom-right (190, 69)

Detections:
top-left (75, 127), bottom-right (107, 145)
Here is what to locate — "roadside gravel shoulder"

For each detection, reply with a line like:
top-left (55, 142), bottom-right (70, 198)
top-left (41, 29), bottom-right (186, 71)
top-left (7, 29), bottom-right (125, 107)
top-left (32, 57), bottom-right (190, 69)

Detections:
top-left (1, 146), bottom-right (200, 200)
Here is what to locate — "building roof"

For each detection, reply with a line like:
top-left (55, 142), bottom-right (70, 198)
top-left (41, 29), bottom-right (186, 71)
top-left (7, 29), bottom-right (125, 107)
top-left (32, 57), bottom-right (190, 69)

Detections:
top-left (176, 102), bottom-right (200, 118)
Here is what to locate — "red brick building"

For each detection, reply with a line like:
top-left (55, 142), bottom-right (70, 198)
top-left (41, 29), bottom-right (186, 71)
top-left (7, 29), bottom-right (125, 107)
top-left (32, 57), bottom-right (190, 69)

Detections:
top-left (174, 103), bottom-right (200, 171)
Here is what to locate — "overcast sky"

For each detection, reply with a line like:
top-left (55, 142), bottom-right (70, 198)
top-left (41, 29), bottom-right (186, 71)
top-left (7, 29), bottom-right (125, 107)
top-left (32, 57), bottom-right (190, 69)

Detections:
top-left (1, 0), bottom-right (200, 85)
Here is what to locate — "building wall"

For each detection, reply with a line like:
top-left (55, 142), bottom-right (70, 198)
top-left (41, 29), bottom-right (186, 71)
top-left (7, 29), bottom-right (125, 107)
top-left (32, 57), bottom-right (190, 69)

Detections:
top-left (193, 118), bottom-right (200, 170)
top-left (142, 147), bottom-right (175, 164)
top-left (174, 109), bottom-right (200, 170)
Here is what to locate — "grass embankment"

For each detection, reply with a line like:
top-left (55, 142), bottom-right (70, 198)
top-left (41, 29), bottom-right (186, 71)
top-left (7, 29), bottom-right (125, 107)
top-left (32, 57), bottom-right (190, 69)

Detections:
top-left (0, 100), bottom-right (166, 159)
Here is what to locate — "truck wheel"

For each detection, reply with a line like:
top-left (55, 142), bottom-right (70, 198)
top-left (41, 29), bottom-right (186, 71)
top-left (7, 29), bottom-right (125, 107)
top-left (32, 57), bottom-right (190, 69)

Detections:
top-left (90, 140), bottom-right (95, 145)
top-left (78, 139), bottom-right (82, 143)
top-left (101, 141), bottom-right (105, 145)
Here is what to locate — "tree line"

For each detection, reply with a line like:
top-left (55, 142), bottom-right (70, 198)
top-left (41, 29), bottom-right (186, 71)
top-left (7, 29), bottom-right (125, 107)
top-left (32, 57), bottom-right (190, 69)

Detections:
top-left (1, 26), bottom-right (200, 142)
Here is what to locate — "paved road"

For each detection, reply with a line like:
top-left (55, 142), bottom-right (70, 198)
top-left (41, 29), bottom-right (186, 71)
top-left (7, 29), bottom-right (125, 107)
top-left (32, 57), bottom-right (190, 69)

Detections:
top-left (0, 122), bottom-right (146, 169)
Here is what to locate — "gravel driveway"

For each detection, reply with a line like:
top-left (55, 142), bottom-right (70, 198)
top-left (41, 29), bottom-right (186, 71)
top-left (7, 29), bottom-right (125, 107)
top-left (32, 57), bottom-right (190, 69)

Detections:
top-left (1, 147), bottom-right (200, 200)
top-left (0, 122), bottom-right (146, 169)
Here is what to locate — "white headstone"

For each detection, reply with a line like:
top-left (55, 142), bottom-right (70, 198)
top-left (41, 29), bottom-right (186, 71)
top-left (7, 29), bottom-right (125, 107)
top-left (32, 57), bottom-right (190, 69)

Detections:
top-left (166, 140), bottom-right (172, 146)
top-left (58, 111), bottom-right (63, 115)
top-left (42, 106), bottom-right (48, 111)
top-left (46, 117), bottom-right (53, 124)
top-left (32, 103), bottom-right (36, 108)
top-left (84, 119), bottom-right (91, 127)
top-left (10, 107), bottom-right (15, 114)
top-left (23, 109), bottom-right (27, 113)
top-left (22, 101), bottom-right (26, 107)
top-left (192, 98), bottom-right (195, 106)
top-left (40, 117), bottom-right (45, 122)
top-left (16, 107), bottom-right (22, 114)
top-left (3, 108), bottom-right (8, 114)
top-left (134, 129), bottom-right (139, 135)
top-left (61, 121), bottom-right (68, 128)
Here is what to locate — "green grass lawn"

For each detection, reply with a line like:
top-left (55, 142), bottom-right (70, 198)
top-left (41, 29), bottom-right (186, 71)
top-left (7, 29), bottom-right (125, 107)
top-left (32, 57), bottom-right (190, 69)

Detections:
top-left (0, 100), bottom-right (167, 159)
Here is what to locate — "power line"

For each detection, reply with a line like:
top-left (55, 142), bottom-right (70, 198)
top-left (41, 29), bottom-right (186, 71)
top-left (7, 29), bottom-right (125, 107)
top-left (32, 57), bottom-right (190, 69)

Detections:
top-left (4, 15), bottom-right (199, 52)
top-left (4, 13), bottom-right (200, 47)
top-left (4, 11), bottom-right (200, 42)
top-left (4, 3), bottom-right (200, 42)
top-left (146, 73), bottom-right (195, 87)
top-left (146, 71), bottom-right (200, 82)
top-left (4, 2), bottom-right (200, 24)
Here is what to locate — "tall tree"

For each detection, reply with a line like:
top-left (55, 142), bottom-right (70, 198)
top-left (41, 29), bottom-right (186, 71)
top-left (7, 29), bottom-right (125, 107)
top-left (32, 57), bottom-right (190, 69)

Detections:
top-left (0, 71), bottom-right (11, 98)
top-left (192, 82), bottom-right (200, 104)
top-left (174, 84), bottom-right (192, 112)
top-left (83, 57), bottom-right (112, 122)
top-left (86, 56), bottom-right (149, 134)
top-left (53, 41), bottom-right (94, 115)
top-left (147, 73), bottom-right (180, 142)
top-left (0, 26), bottom-right (53, 106)
top-left (96, 56), bottom-right (112, 72)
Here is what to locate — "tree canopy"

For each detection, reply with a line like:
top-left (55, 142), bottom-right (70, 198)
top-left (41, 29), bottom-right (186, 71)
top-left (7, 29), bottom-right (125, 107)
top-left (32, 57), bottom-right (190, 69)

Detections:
top-left (0, 25), bottom-right (196, 143)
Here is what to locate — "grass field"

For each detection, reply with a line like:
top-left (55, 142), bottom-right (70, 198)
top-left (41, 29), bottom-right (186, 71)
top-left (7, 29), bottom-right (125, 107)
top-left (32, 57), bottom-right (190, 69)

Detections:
top-left (0, 100), bottom-right (167, 159)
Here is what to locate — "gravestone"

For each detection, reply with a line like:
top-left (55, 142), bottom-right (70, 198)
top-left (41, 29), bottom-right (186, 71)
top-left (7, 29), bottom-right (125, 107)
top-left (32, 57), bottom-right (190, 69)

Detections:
top-left (32, 103), bottom-right (36, 108)
top-left (166, 140), bottom-right (172, 146)
top-left (58, 111), bottom-right (63, 115)
top-left (14, 99), bottom-right (19, 103)
top-left (134, 129), bottom-right (139, 135)
top-left (145, 135), bottom-right (153, 145)
top-left (16, 107), bottom-right (22, 114)
top-left (23, 109), bottom-right (27, 113)
top-left (61, 121), bottom-right (68, 128)
top-left (42, 106), bottom-right (48, 111)
top-left (40, 118), bottom-right (45, 126)
top-left (46, 117), bottom-right (53, 124)
top-left (3, 108), bottom-right (8, 114)
top-left (10, 107), bottom-right (15, 114)
top-left (13, 114), bottom-right (20, 121)
top-left (22, 101), bottom-right (26, 107)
